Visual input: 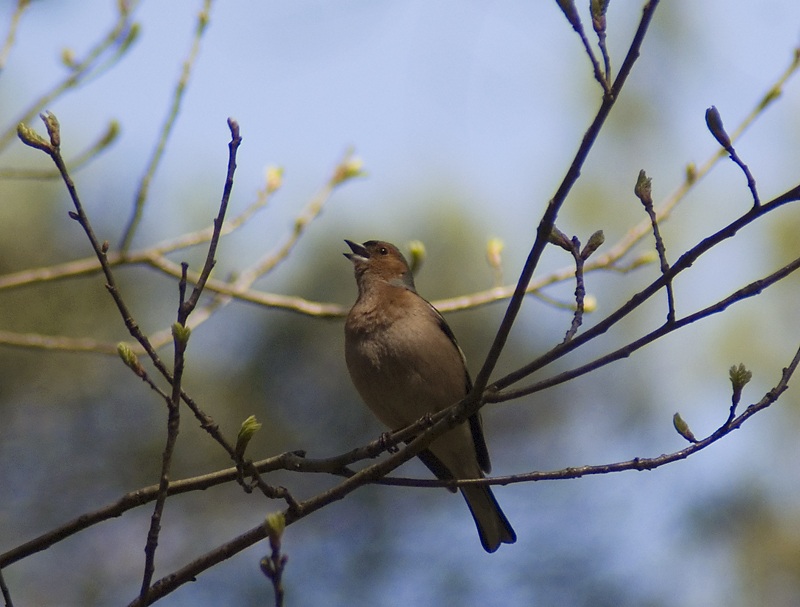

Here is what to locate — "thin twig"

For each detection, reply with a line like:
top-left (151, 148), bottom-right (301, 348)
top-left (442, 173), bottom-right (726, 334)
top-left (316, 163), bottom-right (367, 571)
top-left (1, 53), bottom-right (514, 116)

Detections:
top-left (0, 120), bottom-right (119, 179)
top-left (138, 118), bottom-right (239, 603)
top-left (705, 105), bottom-right (760, 207)
top-left (0, 418), bottom-right (431, 570)
top-left (635, 170), bottom-right (675, 323)
top-left (120, 0), bottom-right (213, 252)
top-left (591, 2), bottom-right (612, 81)
top-left (18, 112), bottom-right (293, 512)
top-left (260, 517), bottom-right (287, 607)
top-left (488, 182), bottom-right (800, 397)
top-left (234, 152), bottom-right (361, 287)
top-left (1, 42), bottom-right (796, 354)
top-left (181, 117), bottom-right (239, 317)
top-left (0, 565), bottom-right (13, 607)
top-left (0, 2), bottom-right (138, 152)
top-left (471, 0), bottom-right (660, 399)
top-left (491, 250), bottom-right (800, 403)
top-left (482, 342), bottom-right (800, 485)
top-left (138, 298), bottom-right (186, 604)
top-left (556, 0), bottom-right (610, 92)
top-left (547, 228), bottom-right (588, 343)
top-left (0, 0), bottom-right (30, 71)
top-left (31, 113), bottom-right (176, 388)
top-left (127, 337), bottom-right (800, 605)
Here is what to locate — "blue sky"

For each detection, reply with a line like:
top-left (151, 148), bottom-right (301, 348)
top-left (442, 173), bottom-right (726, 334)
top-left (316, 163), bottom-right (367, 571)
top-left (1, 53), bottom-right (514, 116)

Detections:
top-left (3, 2), bottom-right (800, 606)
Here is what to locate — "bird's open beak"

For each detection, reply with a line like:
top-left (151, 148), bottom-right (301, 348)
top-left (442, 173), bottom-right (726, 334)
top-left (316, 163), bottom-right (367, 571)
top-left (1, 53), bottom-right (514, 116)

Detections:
top-left (344, 239), bottom-right (369, 262)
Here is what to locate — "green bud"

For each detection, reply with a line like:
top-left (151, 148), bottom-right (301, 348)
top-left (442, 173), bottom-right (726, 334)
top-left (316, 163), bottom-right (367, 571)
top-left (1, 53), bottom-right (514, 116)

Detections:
top-left (265, 166), bottom-right (284, 193)
top-left (729, 363), bottom-right (752, 405)
top-left (264, 511), bottom-right (286, 550)
top-left (17, 123), bottom-right (52, 153)
top-left (486, 237), bottom-right (504, 269)
top-left (294, 214), bottom-right (308, 232)
top-left (99, 120), bottom-right (121, 147)
top-left (40, 111), bottom-right (61, 149)
top-left (548, 226), bottom-right (572, 251)
top-left (672, 412), bottom-right (697, 443)
top-left (581, 229), bottom-right (605, 259)
top-left (171, 322), bottom-right (191, 345)
top-left (729, 363), bottom-right (752, 388)
top-left (119, 22), bottom-right (140, 55)
top-left (235, 415), bottom-right (263, 458)
top-left (117, 342), bottom-right (145, 378)
top-left (634, 170), bottom-right (652, 205)
top-left (759, 85), bottom-right (782, 110)
top-left (685, 162), bottom-right (697, 185)
top-left (332, 156), bottom-right (364, 185)
top-left (590, 0), bottom-right (610, 33)
top-left (61, 47), bottom-right (78, 69)
top-left (590, 0), bottom-right (610, 17)
top-left (408, 240), bottom-right (426, 274)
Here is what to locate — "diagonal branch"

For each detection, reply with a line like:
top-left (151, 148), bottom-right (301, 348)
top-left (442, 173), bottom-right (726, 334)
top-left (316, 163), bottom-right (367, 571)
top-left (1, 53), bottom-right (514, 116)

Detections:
top-left (491, 251), bottom-right (800, 403)
top-left (471, 0), bottom-right (661, 397)
top-left (126, 335), bottom-right (800, 606)
top-left (489, 183), bottom-right (800, 395)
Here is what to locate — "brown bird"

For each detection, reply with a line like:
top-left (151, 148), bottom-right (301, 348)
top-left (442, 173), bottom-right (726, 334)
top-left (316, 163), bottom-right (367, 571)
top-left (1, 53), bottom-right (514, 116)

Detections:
top-left (343, 239), bottom-right (516, 552)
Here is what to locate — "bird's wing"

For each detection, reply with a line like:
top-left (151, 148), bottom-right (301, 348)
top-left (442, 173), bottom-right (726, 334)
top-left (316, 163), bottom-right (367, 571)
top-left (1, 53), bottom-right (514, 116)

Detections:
top-left (430, 302), bottom-right (492, 474)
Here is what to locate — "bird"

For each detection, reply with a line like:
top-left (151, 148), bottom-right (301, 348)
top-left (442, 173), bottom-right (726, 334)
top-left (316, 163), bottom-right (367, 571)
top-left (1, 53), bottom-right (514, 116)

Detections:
top-left (343, 239), bottom-right (516, 552)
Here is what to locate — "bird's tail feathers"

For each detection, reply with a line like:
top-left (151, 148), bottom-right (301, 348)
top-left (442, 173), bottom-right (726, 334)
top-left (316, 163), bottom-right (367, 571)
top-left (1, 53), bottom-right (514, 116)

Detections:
top-left (461, 484), bottom-right (516, 553)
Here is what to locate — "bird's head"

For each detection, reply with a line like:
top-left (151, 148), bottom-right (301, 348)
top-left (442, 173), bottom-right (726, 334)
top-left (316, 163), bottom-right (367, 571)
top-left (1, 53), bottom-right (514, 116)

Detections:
top-left (344, 239), bottom-right (416, 292)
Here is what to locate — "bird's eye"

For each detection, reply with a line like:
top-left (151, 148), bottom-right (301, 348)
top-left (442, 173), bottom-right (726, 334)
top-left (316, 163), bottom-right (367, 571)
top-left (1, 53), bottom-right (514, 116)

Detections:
top-left (379, 247), bottom-right (388, 255)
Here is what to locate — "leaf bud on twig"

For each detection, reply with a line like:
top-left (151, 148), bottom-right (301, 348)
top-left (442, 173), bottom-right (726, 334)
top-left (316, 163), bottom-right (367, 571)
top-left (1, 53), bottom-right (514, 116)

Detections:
top-left (61, 47), bottom-right (78, 69)
top-left (729, 363), bottom-right (752, 406)
top-left (40, 111), bottom-right (61, 149)
top-left (548, 226), bottom-right (573, 251)
top-left (408, 240), bottom-right (426, 274)
top-left (235, 414), bottom-right (263, 459)
top-left (590, 0), bottom-right (610, 33)
top-left (486, 237), bottom-right (504, 270)
top-left (264, 511), bottom-right (286, 552)
top-left (685, 162), bottom-right (697, 185)
top-left (634, 169), bottom-right (653, 206)
top-left (17, 123), bottom-right (52, 153)
top-left (331, 155), bottom-right (364, 185)
top-left (265, 166), bottom-right (284, 193)
top-left (705, 106), bottom-right (732, 149)
top-left (556, 0), bottom-right (581, 31)
top-left (672, 412), bottom-right (697, 443)
top-left (171, 322), bottom-right (191, 346)
top-left (581, 229), bottom-right (605, 259)
top-left (117, 342), bottom-right (146, 378)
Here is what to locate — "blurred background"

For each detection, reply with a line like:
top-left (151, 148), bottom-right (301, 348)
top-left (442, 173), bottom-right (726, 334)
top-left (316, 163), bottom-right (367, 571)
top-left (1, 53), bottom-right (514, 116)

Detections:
top-left (2, 1), bottom-right (800, 605)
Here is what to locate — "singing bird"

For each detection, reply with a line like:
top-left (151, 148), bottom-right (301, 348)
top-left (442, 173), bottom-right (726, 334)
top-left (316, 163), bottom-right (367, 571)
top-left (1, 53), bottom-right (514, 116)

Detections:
top-left (343, 239), bottom-right (516, 552)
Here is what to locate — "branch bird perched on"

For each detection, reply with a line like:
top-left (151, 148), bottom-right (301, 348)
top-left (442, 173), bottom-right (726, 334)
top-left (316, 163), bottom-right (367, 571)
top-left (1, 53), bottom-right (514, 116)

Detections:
top-left (343, 239), bottom-right (516, 552)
